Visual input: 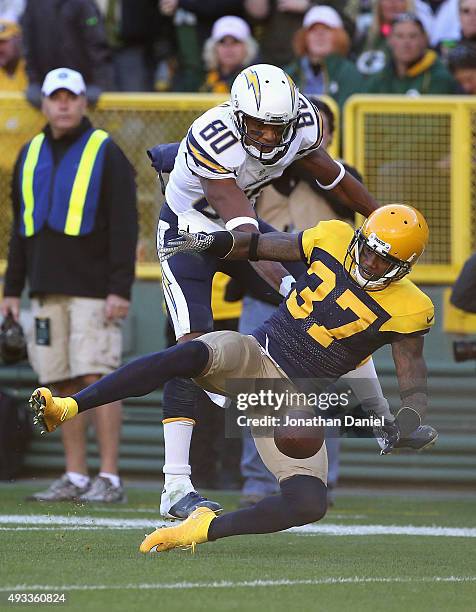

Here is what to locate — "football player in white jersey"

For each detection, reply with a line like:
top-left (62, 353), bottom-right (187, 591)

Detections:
top-left (156, 64), bottom-right (380, 520)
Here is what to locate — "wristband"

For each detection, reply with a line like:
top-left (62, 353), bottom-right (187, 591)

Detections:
top-left (208, 231), bottom-right (235, 258)
top-left (248, 233), bottom-right (260, 261)
top-left (400, 385), bottom-right (427, 399)
top-left (316, 161), bottom-right (345, 190)
top-left (225, 216), bottom-right (259, 230)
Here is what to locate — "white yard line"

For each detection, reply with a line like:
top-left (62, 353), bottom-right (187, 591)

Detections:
top-left (0, 576), bottom-right (475, 592)
top-left (0, 514), bottom-right (475, 537)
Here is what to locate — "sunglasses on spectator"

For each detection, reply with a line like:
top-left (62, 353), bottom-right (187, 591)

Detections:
top-left (391, 12), bottom-right (425, 32)
top-left (217, 36), bottom-right (242, 44)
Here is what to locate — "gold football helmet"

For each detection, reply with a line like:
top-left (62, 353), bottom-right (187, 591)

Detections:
top-left (345, 204), bottom-right (429, 290)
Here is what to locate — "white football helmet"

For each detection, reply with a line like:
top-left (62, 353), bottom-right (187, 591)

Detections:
top-left (230, 64), bottom-right (300, 164)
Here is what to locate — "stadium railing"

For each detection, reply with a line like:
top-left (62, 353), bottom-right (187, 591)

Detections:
top-left (345, 95), bottom-right (474, 284)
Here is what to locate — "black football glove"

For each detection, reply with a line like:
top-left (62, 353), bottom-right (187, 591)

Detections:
top-left (377, 407), bottom-right (438, 454)
top-left (158, 229), bottom-right (234, 261)
top-left (373, 416), bottom-right (400, 455)
top-left (393, 406), bottom-right (438, 452)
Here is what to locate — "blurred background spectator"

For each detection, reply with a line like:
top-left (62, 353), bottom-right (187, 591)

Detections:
top-left (0, 18), bottom-right (27, 232)
top-left (22, 0), bottom-right (113, 107)
top-left (98, 0), bottom-right (173, 92)
top-left (448, 41), bottom-right (476, 93)
top-left (456, 0), bottom-right (476, 45)
top-left (275, 97), bottom-right (359, 228)
top-left (355, 0), bottom-right (414, 75)
top-left (416, 0), bottom-right (460, 50)
top-left (201, 15), bottom-right (259, 92)
top-left (286, 6), bottom-right (363, 109)
top-left (0, 19), bottom-right (25, 91)
top-left (0, 0), bottom-right (24, 22)
top-left (159, 0), bottom-right (245, 91)
top-left (365, 13), bottom-right (457, 93)
top-left (244, 0), bottom-right (319, 66)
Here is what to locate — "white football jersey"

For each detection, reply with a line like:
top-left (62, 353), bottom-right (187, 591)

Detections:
top-left (164, 94), bottom-right (323, 233)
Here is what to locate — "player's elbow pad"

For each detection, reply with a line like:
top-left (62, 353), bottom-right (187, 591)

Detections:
top-left (208, 231), bottom-right (235, 258)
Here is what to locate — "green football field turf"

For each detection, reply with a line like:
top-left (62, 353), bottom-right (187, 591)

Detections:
top-left (0, 483), bottom-right (475, 612)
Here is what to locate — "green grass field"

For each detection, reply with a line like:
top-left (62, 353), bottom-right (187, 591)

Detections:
top-left (1, 483), bottom-right (475, 612)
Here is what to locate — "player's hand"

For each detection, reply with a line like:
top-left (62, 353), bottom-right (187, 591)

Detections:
top-left (374, 417), bottom-right (400, 455)
top-left (279, 274), bottom-right (296, 297)
top-left (159, 230), bottom-right (215, 261)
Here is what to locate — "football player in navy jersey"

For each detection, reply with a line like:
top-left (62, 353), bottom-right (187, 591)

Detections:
top-left (30, 204), bottom-right (438, 553)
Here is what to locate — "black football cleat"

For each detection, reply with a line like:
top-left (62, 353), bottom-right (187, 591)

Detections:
top-left (393, 425), bottom-right (438, 452)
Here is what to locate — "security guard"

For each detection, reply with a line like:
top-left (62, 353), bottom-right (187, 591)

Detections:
top-left (1, 67), bottom-right (138, 503)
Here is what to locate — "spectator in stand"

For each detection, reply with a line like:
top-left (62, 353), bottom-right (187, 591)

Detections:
top-left (0, 0), bottom-right (24, 22)
top-left (201, 15), bottom-right (259, 93)
top-left (430, 0), bottom-right (476, 61)
top-left (0, 19), bottom-right (28, 258)
top-left (365, 13), bottom-right (458, 94)
top-left (159, 0), bottom-right (244, 91)
top-left (456, 0), bottom-right (476, 45)
top-left (98, 0), bottom-right (171, 92)
top-left (415, 0), bottom-right (460, 50)
top-left (448, 41), bottom-right (476, 93)
top-left (355, 0), bottom-right (416, 75)
top-left (22, 0), bottom-right (113, 107)
top-left (244, 0), bottom-right (322, 67)
top-left (286, 6), bottom-right (363, 109)
top-left (0, 19), bottom-right (25, 91)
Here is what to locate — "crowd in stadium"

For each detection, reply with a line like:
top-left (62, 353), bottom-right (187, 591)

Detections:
top-left (1, 0), bottom-right (476, 102)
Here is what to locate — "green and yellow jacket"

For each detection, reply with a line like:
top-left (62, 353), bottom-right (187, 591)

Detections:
top-left (365, 50), bottom-right (458, 95)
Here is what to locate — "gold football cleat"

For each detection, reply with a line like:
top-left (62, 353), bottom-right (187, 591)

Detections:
top-left (29, 387), bottom-right (78, 434)
top-left (140, 506), bottom-right (217, 553)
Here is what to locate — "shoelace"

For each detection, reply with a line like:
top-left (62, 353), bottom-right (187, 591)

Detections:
top-left (188, 491), bottom-right (208, 503)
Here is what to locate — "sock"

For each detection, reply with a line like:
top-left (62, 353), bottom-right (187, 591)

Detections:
top-left (163, 420), bottom-right (194, 485)
top-left (99, 472), bottom-right (121, 488)
top-left (207, 475), bottom-right (327, 540)
top-left (163, 474), bottom-right (195, 494)
top-left (66, 471), bottom-right (90, 489)
top-left (73, 341), bottom-right (209, 412)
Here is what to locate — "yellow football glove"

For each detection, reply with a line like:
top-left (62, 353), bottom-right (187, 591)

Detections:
top-left (29, 387), bottom-right (78, 434)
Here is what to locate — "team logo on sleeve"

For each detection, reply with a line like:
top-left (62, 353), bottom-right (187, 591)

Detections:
top-left (243, 68), bottom-right (261, 111)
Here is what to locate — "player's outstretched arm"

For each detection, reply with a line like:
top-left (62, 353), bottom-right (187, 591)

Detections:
top-left (160, 229), bottom-right (302, 263)
top-left (294, 148), bottom-right (380, 217)
top-left (392, 335), bottom-right (428, 425)
top-left (386, 335), bottom-right (439, 453)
